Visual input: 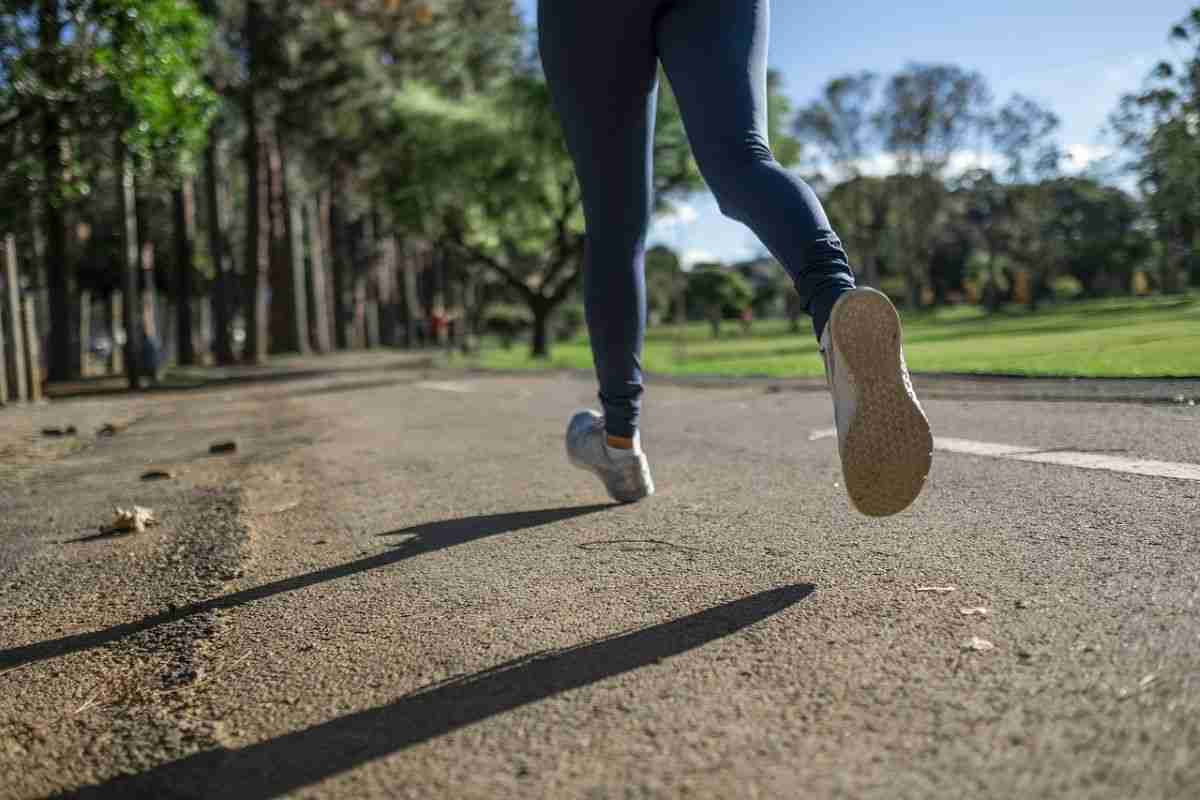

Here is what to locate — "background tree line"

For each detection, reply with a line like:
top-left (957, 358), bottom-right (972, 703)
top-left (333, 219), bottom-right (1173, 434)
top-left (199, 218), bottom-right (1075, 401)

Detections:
top-left (0, 2), bottom-right (1196, 381)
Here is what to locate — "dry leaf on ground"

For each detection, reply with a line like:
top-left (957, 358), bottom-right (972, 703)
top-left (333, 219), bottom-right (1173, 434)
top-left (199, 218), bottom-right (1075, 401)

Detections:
top-left (961, 636), bottom-right (996, 653)
top-left (100, 506), bottom-right (159, 535)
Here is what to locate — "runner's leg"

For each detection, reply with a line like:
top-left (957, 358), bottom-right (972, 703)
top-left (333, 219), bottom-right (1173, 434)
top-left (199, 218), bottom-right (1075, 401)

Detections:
top-left (655, 0), bottom-right (856, 338)
top-left (538, 1), bottom-right (660, 439)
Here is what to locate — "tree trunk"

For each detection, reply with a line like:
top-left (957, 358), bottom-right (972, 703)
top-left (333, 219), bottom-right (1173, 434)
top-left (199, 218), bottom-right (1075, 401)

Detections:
top-left (304, 200), bottom-right (333, 353)
top-left (242, 135), bottom-right (270, 363)
top-left (267, 129), bottom-right (307, 354)
top-left (531, 301), bottom-right (551, 358)
top-left (402, 242), bottom-right (420, 347)
top-left (23, 296), bottom-right (43, 401)
top-left (173, 181), bottom-right (197, 365)
top-left (328, 175), bottom-right (352, 350)
top-left (355, 213), bottom-right (373, 348)
top-left (204, 132), bottom-right (235, 364)
top-left (108, 291), bottom-right (123, 375)
top-left (377, 234), bottom-right (399, 347)
top-left (116, 138), bottom-right (142, 390)
top-left (40, 0), bottom-right (72, 382)
top-left (861, 245), bottom-right (880, 290)
top-left (134, 176), bottom-right (159, 351)
top-left (0, 307), bottom-right (8, 405)
top-left (3, 235), bottom-right (27, 401)
top-left (78, 289), bottom-right (91, 377)
top-left (906, 267), bottom-right (922, 311)
top-left (317, 190), bottom-right (339, 350)
top-left (242, 0), bottom-right (269, 363)
top-left (281, 135), bottom-right (310, 354)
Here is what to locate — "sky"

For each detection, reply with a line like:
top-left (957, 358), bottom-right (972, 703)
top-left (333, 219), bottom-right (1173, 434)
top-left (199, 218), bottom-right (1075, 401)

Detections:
top-left (516, 1), bottom-right (1193, 265)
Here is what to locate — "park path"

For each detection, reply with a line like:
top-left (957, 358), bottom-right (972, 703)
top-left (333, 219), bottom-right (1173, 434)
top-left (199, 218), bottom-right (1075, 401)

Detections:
top-left (2, 363), bottom-right (1199, 799)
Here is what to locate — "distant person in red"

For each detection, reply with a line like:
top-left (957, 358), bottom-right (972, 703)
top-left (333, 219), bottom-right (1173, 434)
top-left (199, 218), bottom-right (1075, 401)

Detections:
top-left (543, 1), bottom-right (932, 516)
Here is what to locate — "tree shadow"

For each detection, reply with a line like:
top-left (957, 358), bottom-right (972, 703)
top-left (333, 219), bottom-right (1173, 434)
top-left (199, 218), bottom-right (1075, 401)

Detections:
top-left (45, 357), bottom-right (435, 401)
top-left (73, 584), bottom-right (815, 799)
top-left (0, 505), bottom-right (613, 672)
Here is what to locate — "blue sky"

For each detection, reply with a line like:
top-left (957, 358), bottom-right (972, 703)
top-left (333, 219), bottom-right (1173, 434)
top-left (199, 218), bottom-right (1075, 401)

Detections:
top-left (516, 1), bottom-right (1192, 264)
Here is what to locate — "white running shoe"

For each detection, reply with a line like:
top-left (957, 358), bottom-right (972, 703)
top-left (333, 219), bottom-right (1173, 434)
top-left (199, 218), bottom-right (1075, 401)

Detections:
top-left (820, 288), bottom-right (933, 516)
top-left (566, 410), bottom-right (655, 504)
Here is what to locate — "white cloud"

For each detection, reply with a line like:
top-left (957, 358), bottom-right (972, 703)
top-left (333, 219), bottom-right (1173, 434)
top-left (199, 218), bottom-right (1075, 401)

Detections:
top-left (845, 152), bottom-right (898, 177)
top-left (651, 202), bottom-right (699, 235)
top-left (667, 202), bottom-right (699, 224)
top-left (680, 249), bottom-right (717, 271)
top-left (1063, 143), bottom-right (1115, 171)
top-left (845, 149), bottom-right (1004, 179)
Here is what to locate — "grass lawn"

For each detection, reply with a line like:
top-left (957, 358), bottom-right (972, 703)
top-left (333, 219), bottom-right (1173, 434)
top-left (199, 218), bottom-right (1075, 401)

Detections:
top-left (463, 293), bottom-right (1200, 379)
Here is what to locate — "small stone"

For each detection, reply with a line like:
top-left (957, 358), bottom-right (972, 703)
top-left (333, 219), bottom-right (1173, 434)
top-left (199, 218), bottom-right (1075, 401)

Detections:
top-left (916, 586), bottom-right (957, 595)
top-left (209, 441), bottom-right (238, 455)
top-left (1016, 649), bottom-right (1034, 661)
top-left (1015, 599), bottom-right (1032, 609)
top-left (141, 470), bottom-right (174, 482)
top-left (961, 636), bottom-right (996, 653)
top-left (959, 607), bottom-right (990, 617)
top-left (97, 423), bottom-right (122, 437)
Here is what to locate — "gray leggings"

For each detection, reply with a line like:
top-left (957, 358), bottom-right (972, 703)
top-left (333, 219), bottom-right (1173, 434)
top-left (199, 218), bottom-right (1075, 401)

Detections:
top-left (538, 0), bottom-right (856, 438)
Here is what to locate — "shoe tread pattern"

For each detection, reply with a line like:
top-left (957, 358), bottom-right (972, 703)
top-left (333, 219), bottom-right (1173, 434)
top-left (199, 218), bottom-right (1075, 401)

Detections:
top-left (832, 289), bottom-right (933, 517)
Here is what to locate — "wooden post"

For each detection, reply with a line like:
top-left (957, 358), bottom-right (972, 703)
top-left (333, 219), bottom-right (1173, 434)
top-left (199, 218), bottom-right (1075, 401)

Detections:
top-left (198, 297), bottom-right (211, 363)
top-left (23, 296), bottom-right (42, 402)
top-left (3, 235), bottom-right (28, 401)
top-left (0, 302), bottom-right (8, 405)
top-left (109, 291), bottom-right (124, 375)
top-left (78, 289), bottom-right (92, 377)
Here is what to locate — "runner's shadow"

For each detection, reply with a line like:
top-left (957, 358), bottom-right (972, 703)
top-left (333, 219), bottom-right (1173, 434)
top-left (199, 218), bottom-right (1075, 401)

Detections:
top-left (0, 505), bottom-right (613, 672)
top-left (73, 584), bottom-right (815, 799)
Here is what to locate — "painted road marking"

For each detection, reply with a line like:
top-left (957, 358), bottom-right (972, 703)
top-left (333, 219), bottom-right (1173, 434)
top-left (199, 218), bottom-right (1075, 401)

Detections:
top-left (416, 381), bottom-right (475, 393)
top-left (808, 429), bottom-right (1200, 482)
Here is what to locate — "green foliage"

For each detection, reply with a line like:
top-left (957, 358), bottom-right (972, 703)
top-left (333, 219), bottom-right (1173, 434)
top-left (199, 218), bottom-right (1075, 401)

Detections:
top-left (645, 245), bottom-right (684, 321)
top-left (686, 265), bottom-right (754, 337)
top-left (877, 63), bottom-right (991, 175)
top-left (554, 303), bottom-right (585, 341)
top-left (483, 303), bottom-right (532, 348)
top-left (94, 0), bottom-right (218, 167)
top-left (1042, 178), bottom-right (1152, 294)
top-left (990, 94), bottom-right (1061, 183)
top-left (1110, 7), bottom-right (1200, 290)
top-left (794, 71), bottom-right (878, 176)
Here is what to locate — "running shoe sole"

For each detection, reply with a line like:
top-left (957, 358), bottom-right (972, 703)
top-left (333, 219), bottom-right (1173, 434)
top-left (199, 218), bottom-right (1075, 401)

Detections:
top-left (830, 289), bottom-right (933, 516)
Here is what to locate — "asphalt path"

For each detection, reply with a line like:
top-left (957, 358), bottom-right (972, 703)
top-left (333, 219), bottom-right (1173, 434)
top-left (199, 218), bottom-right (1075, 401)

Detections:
top-left (2, 366), bottom-right (1198, 799)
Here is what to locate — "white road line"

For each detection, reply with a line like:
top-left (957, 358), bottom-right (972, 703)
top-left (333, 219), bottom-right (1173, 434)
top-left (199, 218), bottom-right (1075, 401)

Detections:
top-left (809, 430), bottom-right (1200, 482)
top-left (416, 381), bottom-right (475, 393)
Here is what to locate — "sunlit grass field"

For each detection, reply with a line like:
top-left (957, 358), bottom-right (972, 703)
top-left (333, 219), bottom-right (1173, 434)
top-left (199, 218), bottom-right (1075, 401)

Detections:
top-left (466, 294), bottom-right (1200, 379)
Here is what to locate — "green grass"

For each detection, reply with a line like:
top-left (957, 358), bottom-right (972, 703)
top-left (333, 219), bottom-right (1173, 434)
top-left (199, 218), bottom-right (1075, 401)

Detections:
top-left (464, 293), bottom-right (1200, 379)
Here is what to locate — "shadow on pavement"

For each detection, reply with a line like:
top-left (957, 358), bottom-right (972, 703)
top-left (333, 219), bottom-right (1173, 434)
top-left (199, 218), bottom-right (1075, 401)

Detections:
top-left (74, 584), bottom-right (815, 799)
top-left (44, 356), bottom-right (436, 401)
top-left (0, 505), bottom-right (613, 672)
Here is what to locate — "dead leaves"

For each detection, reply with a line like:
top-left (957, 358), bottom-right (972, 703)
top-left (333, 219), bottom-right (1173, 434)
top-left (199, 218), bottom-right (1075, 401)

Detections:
top-left (100, 506), bottom-right (159, 536)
